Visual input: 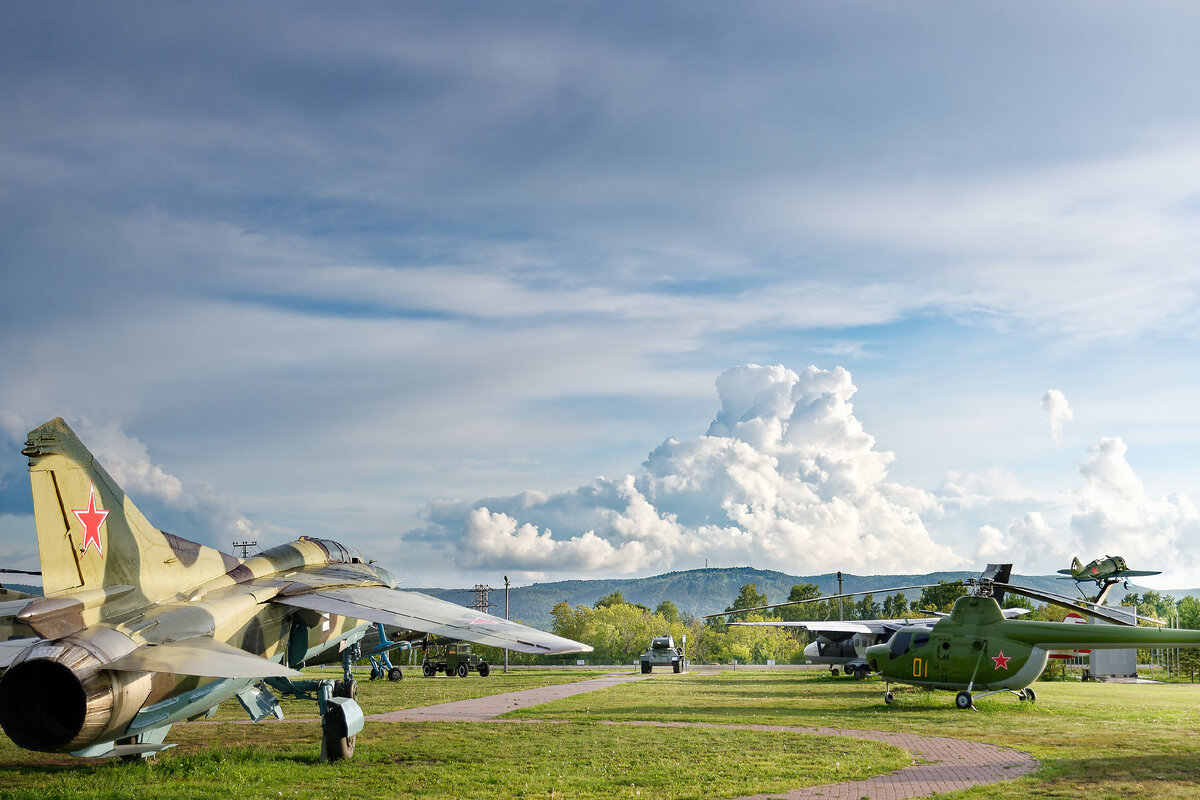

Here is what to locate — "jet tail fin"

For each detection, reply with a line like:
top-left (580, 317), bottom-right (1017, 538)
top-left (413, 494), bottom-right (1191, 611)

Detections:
top-left (22, 418), bottom-right (236, 602)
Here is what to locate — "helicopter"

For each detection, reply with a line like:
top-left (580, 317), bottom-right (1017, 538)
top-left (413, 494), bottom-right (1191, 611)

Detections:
top-left (711, 569), bottom-right (1191, 708)
top-left (866, 586), bottom-right (1200, 709)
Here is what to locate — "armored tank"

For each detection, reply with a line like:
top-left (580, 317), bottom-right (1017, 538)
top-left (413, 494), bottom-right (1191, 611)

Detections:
top-left (639, 635), bottom-right (685, 673)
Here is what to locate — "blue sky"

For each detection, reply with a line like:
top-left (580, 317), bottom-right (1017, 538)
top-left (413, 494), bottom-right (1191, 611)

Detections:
top-left (1, 3), bottom-right (1199, 590)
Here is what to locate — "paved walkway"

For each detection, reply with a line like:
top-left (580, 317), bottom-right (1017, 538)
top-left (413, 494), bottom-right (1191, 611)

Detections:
top-left (370, 672), bottom-right (1039, 799)
top-left (370, 671), bottom-right (653, 722)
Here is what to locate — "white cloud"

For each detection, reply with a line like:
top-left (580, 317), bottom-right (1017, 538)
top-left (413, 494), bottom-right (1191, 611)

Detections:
top-left (1070, 437), bottom-right (1200, 580)
top-left (442, 364), bottom-right (964, 580)
top-left (59, 417), bottom-right (274, 554)
top-left (1042, 389), bottom-right (1074, 442)
top-left (972, 513), bottom-right (1073, 568)
top-left (955, 436), bottom-right (1200, 583)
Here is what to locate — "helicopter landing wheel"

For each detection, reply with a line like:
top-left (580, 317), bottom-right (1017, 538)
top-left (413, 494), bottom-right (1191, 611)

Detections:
top-left (1022, 687), bottom-right (1036, 702)
top-left (955, 691), bottom-right (973, 710)
top-left (884, 691), bottom-right (895, 705)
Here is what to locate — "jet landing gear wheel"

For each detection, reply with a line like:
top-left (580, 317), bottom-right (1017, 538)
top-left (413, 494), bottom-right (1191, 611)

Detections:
top-left (388, 666), bottom-right (403, 682)
top-left (955, 691), bottom-right (973, 710)
top-left (322, 706), bottom-right (356, 761)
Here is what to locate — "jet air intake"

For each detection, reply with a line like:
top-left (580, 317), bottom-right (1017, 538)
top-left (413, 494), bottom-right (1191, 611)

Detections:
top-left (0, 628), bottom-right (149, 752)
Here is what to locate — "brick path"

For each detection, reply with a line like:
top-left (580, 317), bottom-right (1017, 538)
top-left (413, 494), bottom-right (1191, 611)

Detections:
top-left (372, 672), bottom-right (1039, 799)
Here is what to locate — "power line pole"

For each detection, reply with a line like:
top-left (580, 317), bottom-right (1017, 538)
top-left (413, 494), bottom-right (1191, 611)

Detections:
top-left (504, 575), bottom-right (510, 674)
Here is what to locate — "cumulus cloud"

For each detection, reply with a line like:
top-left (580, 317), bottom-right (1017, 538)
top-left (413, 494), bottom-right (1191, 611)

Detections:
top-left (1041, 389), bottom-right (1073, 442)
top-left (958, 436), bottom-right (1199, 581)
top-left (1070, 437), bottom-right (1200, 574)
top-left (442, 364), bottom-right (964, 579)
top-left (74, 419), bottom-right (276, 552)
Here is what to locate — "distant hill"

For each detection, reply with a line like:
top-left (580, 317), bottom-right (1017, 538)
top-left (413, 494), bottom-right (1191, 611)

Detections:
top-left (412, 566), bottom-right (1143, 630)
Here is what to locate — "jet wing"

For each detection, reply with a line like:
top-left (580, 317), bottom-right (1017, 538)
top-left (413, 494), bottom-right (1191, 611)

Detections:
top-left (0, 638), bottom-right (38, 670)
top-left (273, 586), bottom-right (592, 655)
top-left (103, 638), bottom-right (302, 678)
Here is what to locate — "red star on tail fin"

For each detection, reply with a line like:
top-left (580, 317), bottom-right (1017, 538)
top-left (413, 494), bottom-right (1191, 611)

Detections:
top-left (72, 483), bottom-right (109, 558)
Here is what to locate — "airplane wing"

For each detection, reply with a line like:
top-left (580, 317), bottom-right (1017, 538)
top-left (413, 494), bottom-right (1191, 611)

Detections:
top-left (730, 617), bottom-right (942, 635)
top-left (1114, 569), bottom-right (1162, 578)
top-left (103, 638), bottom-right (302, 678)
top-left (730, 621), bottom-right (881, 634)
top-left (0, 638), bottom-right (38, 670)
top-left (273, 586), bottom-right (592, 655)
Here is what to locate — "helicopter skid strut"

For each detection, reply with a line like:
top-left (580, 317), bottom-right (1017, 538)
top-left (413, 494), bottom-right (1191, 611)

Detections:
top-left (881, 682), bottom-right (1035, 709)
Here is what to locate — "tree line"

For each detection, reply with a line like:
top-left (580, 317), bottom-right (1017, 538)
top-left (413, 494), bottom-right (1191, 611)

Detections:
top-left (469, 582), bottom-right (1200, 677)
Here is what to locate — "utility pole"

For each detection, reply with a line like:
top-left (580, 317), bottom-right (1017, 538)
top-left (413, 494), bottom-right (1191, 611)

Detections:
top-left (233, 541), bottom-right (258, 559)
top-left (837, 571), bottom-right (844, 621)
top-left (504, 575), bottom-right (510, 674)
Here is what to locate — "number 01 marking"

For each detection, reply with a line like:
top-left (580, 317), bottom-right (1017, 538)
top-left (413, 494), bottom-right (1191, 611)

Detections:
top-left (912, 657), bottom-right (928, 678)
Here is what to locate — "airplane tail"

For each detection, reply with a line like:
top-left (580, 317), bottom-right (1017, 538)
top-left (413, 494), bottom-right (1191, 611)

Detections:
top-left (21, 418), bottom-right (236, 602)
top-left (1057, 557), bottom-right (1083, 577)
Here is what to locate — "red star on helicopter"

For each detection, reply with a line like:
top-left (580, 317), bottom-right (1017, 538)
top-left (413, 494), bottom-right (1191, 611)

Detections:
top-left (992, 650), bottom-right (1012, 670)
top-left (72, 483), bottom-right (109, 558)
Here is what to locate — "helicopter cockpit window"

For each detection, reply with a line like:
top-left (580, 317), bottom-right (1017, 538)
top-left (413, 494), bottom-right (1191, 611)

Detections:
top-left (912, 632), bottom-right (930, 650)
top-left (889, 631), bottom-right (913, 657)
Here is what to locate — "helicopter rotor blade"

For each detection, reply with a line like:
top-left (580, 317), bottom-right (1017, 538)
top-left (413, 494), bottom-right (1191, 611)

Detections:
top-left (703, 583), bottom-right (946, 619)
top-left (990, 581), bottom-right (1159, 626)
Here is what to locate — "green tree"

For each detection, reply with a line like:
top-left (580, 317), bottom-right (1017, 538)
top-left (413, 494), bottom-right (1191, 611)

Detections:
top-left (726, 583), bottom-right (770, 620)
top-left (1179, 648), bottom-right (1200, 682)
top-left (854, 593), bottom-right (881, 620)
top-left (594, 591), bottom-right (627, 609)
top-left (1178, 596), bottom-right (1200, 630)
top-left (916, 580), bottom-right (968, 613)
top-left (1137, 590), bottom-right (1177, 624)
top-left (655, 600), bottom-right (681, 624)
top-left (882, 592), bottom-right (908, 619)
top-left (779, 583), bottom-right (823, 622)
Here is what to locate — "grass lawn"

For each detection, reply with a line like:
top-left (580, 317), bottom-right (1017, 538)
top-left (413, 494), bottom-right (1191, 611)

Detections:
top-left (508, 669), bottom-right (1200, 799)
top-left (3, 668), bottom-right (1198, 799)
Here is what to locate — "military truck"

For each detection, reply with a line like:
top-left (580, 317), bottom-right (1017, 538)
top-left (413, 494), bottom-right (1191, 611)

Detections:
top-left (421, 641), bottom-right (492, 677)
top-left (639, 635), bottom-right (685, 673)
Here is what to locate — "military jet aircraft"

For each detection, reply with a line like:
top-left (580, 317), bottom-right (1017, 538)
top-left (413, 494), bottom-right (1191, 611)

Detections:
top-left (0, 418), bottom-right (591, 762)
top-left (866, 584), bottom-right (1200, 709)
top-left (1057, 555), bottom-right (1161, 589)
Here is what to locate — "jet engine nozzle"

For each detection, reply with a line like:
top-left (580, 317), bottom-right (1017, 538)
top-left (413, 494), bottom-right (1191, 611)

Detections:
top-left (0, 627), bottom-right (150, 752)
